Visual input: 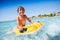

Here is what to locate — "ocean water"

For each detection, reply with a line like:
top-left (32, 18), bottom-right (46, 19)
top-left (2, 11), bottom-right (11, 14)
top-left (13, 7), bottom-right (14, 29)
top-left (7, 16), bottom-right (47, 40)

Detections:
top-left (0, 16), bottom-right (60, 40)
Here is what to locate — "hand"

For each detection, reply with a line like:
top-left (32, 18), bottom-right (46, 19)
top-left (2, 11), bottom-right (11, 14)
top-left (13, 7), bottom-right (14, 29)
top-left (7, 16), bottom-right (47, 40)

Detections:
top-left (31, 21), bottom-right (34, 24)
top-left (17, 26), bottom-right (23, 30)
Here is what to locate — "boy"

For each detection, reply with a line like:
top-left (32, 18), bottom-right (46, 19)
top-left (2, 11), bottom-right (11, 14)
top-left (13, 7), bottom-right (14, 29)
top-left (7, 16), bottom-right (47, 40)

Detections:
top-left (16, 6), bottom-right (33, 33)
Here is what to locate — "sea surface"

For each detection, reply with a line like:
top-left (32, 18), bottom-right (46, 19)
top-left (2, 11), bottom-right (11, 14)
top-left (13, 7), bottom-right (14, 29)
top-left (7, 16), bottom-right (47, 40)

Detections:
top-left (0, 16), bottom-right (60, 40)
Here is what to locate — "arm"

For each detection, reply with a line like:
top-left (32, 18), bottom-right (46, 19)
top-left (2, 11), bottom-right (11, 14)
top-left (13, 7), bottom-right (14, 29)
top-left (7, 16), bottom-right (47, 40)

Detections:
top-left (27, 17), bottom-right (33, 23)
top-left (16, 17), bottom-right (22, 29)
top-left (16, 17), bottom-right (20, 26)
top-left (25, 15), bottom-right (34, 23)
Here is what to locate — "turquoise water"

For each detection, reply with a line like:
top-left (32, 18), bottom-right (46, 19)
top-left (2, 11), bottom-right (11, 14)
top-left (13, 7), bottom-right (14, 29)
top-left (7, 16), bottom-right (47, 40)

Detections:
top-left (0, 16), bottom-right (60, 40)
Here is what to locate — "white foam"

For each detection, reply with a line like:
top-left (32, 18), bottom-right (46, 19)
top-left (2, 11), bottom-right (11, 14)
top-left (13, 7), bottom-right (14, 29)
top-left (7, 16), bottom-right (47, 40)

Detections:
top-left (46, 22), bottom-right (60, 37)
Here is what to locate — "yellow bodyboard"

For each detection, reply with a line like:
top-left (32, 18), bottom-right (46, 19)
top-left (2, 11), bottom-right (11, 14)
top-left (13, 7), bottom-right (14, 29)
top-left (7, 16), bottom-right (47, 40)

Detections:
top-left (13, 22), bottom-right (43, 35)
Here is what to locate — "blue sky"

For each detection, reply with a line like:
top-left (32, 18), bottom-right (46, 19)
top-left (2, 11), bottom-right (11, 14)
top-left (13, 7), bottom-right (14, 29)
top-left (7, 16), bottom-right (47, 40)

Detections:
top-left (0, 0), bottom-right (60, 22)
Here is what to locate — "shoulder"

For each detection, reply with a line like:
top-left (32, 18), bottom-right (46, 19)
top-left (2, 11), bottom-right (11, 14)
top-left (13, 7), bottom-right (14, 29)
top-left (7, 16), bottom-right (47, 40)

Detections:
top-left (24, 15), bottom-right (26, 16)
top-left (16, 16), bottom-right (19, 20)
top-left (24, 15), bottom-right (27, 17)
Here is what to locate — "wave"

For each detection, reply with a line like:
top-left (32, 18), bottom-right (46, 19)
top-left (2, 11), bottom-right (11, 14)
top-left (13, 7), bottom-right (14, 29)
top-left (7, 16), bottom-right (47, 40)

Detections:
top-left (0, 20), bottom-right (16, 23)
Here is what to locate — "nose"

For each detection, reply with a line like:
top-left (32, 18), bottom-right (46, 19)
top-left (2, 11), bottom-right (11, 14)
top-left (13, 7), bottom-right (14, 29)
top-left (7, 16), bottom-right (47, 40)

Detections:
top-left (21, 10), bottom-right (24, 13)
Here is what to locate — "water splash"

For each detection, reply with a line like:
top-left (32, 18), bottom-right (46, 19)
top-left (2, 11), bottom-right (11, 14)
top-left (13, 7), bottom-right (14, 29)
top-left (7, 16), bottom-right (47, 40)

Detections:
top-left (46, 22), bottom-right (60, 37)
top-left (0, 16), bottom-right (60, 40)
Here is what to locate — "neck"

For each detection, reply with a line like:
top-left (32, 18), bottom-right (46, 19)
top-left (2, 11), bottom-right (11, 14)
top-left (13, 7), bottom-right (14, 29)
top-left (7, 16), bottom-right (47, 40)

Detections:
top-left (19, 15), bottom-right (23, 17)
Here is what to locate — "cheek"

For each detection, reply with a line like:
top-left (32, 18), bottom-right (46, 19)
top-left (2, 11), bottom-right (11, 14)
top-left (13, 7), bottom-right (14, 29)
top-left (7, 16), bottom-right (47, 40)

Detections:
top-left (18, 11), bottom-right (20, 13)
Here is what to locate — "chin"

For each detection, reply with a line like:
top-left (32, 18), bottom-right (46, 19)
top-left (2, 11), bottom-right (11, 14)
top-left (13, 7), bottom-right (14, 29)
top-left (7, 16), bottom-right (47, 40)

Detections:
top-left (20, 14), bottom-right (23, 16)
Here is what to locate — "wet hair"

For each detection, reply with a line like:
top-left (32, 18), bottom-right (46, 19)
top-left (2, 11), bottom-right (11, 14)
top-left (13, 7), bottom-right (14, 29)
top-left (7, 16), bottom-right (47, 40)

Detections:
top-left (17, 6), bottom-right (25, 12)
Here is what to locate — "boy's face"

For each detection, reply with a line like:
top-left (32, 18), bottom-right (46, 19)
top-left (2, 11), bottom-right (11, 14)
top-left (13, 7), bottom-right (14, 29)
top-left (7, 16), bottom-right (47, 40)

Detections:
top-left (18, 8), bottom-right (24, 15)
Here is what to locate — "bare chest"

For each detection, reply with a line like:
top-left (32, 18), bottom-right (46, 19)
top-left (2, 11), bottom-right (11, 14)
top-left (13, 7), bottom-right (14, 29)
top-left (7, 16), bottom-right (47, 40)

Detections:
top-left (18, 16), bottom-right (26, 25)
